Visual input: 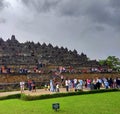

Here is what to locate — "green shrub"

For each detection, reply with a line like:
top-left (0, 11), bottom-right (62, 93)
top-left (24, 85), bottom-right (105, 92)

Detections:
top-left (0, 93), bottom-right (21, 100)
top-left (0, 89), bottom-right (119, 101)
top-left (20, 89), bottom-right (120, 101)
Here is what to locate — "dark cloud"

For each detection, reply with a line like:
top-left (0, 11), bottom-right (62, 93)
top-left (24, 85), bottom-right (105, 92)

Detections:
top-left (13, 0), bottom-right (120, 33)
top-left (108, 0), bottom-right (120, 28)
top-left (110, 0), bottom-right (120, 9)
top-left (56, 0), bottom-right (84, 17)
top-left (0, 0), bottom-right (8, 24)
top-left (85, 0), bottom-right (120, 29)
top-left (21, 0), bottom-right (60, 13)
top-left (56, 0), bottom-right (120, 29)
top-left (85, 1), bottom-right (110, 24)
top-left (0, 18), bottom-right (6, 23)
top-left (20, 0), bottom-right (120, 29)
top-left (1, 0), bottom-right (120, 59)
top-left (0, 0), bottom-right (9, 10)
top-left (56, 1), bottom-right (109, 22)
top-left (0, 0), bottom-right (4, 10)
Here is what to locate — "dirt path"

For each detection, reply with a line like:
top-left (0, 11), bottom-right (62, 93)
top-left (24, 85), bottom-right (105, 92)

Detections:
top-left (0, 88), bottom-right (68, 97)
top-left (0, 87), bottom-right (88, 97)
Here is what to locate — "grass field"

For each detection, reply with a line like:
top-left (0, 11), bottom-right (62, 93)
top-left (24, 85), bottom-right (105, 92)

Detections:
top-left (0, 92), bottom-right (120, 114)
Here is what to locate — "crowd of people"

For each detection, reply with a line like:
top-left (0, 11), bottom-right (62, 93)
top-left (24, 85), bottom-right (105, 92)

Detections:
top-left (19, 76), bottom-right (120, 94)
top-left (20, 79), bottom-right (36, 93)
top-left (0, 64), bottom-right (118, 74)
top-left (65, 77), bottom-right (120, 92)
top-left (41, 76), bottom-right (120, 93)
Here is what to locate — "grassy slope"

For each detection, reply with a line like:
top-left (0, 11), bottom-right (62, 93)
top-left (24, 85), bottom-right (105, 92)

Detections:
top-left (0, 92), bottom-right (120, 114)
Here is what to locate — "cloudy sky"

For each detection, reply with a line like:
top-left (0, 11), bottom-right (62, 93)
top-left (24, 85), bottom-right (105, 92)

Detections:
top-left (0, 0), bottom-right (120, 60)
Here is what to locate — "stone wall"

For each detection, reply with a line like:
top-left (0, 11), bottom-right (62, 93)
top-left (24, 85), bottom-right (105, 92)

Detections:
top-left (0, 73), bottom-right (120, 83)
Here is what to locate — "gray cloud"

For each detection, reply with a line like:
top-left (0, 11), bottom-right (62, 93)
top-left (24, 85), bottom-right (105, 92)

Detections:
top-left (85, 0), bottom-right (120, 29)
top-left (85, 1), bottom-right (110, 24)
top-left (0, 18), bottom-right (6, 23)
top-left (56, 1), bottom-right (109, 24)
top-left (1, 0), bottom-right (120, 59)
top-left (108, 0), bottom-right (120, 28)
top-left (21, 0), bottom-right (60, 13)
top-left (0, 0), bottom-right (4, 10)
top-left (110, 0), bottom-right (120, 9)
top-left (55, 0), bottom-right (120, 30)
top-left (20, 0), bottom-right (120, 29)
top-left (0, 0), bottom-right (9, 24)
top-left (0, 0), bottom-right (9, 10)
top-left (56, 0), bottom-right (85, 17)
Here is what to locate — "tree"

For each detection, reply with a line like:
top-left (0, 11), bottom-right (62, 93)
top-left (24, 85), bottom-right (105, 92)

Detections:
top-left (99, 56), bottom-right (120, 71)
top-left (99, 60), bottom-right (107, 66)
top-left (106, 56), bottom-right (120, 70)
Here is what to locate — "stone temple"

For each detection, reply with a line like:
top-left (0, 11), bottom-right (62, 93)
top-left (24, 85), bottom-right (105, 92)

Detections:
top-left (0, 35), bottom-right (118, 91)
top-left (0, 35), bottom-right (99, 70)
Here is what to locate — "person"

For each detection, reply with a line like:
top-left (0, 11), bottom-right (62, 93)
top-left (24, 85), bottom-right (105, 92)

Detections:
top-left (74, 78), bottom-right (77, 89)
top-left (44, 84), bottom-right (47, 91)
top-left (75, 79), bottom-right (83, 91)
top-left (56, 83), bottom-right (60, 92)
top-left (78, 79), bottom-right (84, 91)
top-left (50, 80), bottom-right (54, 92)
top-left (61, 75), bottom-right (64, 87)
top-left (28, 79), bottom-right (32, 91)
top-left (61, 75), bottom-right (64, 82)
top-left (87, 79), bottom-right (91, 90)
top-left (104, 80), bottom-right (109, 89)
top-left (96, 77), bottom-right (102, 90)
top-left (20, 81), bottom-right (25, 93)
top-left (65, 79), bottom-right (69, 92)
top-left (47, 84), bottom-right (50, 91)
top-left (31, 80), bottom-right (36, 92)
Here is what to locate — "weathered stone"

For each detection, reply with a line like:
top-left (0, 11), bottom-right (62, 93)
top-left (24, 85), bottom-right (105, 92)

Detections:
top-left (0, 35), bottom-right (100, 68)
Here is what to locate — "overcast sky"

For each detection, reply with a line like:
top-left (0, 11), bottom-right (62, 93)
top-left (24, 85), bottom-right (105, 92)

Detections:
top-left (0, 0), bottom-right (120, 60)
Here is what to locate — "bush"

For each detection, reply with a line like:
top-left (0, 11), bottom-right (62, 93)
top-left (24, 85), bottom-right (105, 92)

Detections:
top-left (0, 94), bottom-right (21, 100)
top-left (20, 89), bottom-right (120, 101)
top-left (0, 89), bottom-right (119, 101)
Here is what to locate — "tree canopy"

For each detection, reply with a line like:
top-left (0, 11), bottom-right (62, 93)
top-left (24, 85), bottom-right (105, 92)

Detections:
top-left (99, 56), bottom-right (120, 71)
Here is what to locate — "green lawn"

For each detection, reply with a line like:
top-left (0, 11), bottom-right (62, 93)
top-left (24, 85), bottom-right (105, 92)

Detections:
top-left (0, 92), bottom-right (120, 114)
